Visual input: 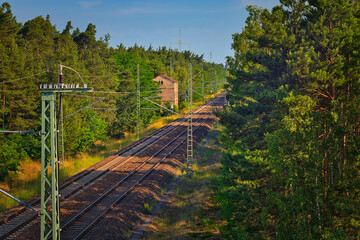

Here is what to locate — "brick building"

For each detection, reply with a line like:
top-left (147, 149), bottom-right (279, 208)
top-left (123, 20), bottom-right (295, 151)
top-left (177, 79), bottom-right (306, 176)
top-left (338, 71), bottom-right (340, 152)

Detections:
top-left (152, 74), bottom-right (179, 108)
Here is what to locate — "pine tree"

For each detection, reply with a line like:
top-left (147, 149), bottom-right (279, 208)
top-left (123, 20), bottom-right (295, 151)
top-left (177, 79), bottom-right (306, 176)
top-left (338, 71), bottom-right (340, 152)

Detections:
top-left (218, 0), bottom-right (360, 239)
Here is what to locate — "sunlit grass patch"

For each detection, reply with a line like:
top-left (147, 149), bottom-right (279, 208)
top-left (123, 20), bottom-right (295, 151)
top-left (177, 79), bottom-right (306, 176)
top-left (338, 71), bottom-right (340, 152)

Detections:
top-left (144, 123), bottom-right (225, 240)
top-left (0, 112), bottom-right (181, 214)
top-left (0, 159), bottom-right (41, 212)
top-left (0, 100), bottom-right (206, 214)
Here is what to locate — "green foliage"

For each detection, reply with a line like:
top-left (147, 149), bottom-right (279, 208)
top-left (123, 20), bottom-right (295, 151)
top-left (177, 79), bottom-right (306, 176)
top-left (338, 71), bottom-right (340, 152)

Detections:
top-left (217, 149), bottom-right (273, 240)
top-left (77, 109), bottom-right (107, 152)
top-left (0, 135), bottom-right (29, 181)
top-left (0, 2), bottom-right (224, 180)
top-left (163, 101), bottom-right (172, 116)
top-left (112, 44), bottom-right (224, 133)
top-left (217, 0), bottom-right (360, 239)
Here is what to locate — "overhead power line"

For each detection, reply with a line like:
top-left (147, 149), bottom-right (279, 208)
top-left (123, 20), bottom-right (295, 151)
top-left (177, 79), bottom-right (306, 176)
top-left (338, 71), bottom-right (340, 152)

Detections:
top-left (145, 94), bottom-right (176, 99)
top-left (0, 130), bottom-right (40, 134)
top-left (93, 91), bottom-right (137, 94)
top-left (0, 70), bottom-right (49, 84)
top-left (63, 98), bottom-right (105, 119)
top-left (93, 89), bottom-right (161, 94)
top-left (61, 65), bottom-right (84, 85)
top-left (143, 97), bottom-right (183, 117)
top-left (63, 93), bottom-right (104, 99)
top-left (89, 107), bottom-right (117, 111)
top-left (193, 89), bottom-right (205, 98)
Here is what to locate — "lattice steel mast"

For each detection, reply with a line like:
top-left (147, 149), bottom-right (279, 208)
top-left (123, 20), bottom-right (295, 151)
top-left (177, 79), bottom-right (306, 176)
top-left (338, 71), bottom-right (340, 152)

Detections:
top-left (202, 62), bottom-right (205, 102)
top-left (170, 59), bottom-right (173, 79)
top-left (40, 90), bottom-right (60, 240)
top-left (172, 30), bottom-right (188, 52)
top-left (187, 63), bottom-right (193, 174)
top-left (137, 63), bottom-right (141, 140)
top-left (40, 64), bottom-right (92, 240)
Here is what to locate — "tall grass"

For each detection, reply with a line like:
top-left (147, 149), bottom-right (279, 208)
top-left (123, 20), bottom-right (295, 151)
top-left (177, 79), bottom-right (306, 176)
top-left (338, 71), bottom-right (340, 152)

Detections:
top-left (144, 125), bottom-right (224, 239)
top-left (0, 97), bottom-right (211, 213)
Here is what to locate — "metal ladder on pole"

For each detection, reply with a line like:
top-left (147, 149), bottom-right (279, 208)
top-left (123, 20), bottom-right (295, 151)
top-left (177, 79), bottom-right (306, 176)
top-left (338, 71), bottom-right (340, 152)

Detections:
top-left (58, 94), bottom-right (65, 169)
top-left (40, 63), bottom-right (93, 240)
top-left (40, 91), bottom-right (60, 240)
top-left (136, 63), bottom-right (141, 140)
top-left (187, 63), bottom-right (193, 174)
top-left (202, 63), bottom-right (205, 103)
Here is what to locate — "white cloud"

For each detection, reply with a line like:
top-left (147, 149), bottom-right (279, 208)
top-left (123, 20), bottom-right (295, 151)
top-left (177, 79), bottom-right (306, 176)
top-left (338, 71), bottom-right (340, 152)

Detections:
top-left (78, 1), bottom-right (102, 9)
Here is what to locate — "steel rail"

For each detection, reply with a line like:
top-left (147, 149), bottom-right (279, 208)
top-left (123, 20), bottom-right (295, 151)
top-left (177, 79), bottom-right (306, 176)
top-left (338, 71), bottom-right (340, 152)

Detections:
top-left (0, 98), bottom-right (208, 226)
top-left (0, 96), bottom-right (222, 239)
top-left (0, 115), bottom-right (188, 239)
top-left (73, 96), bottom-right (225, 239)
top-left (59, 122), bottom-right (190, 238)
top-left (60, 96), bottom-right (224, 239)
top-left (61, 98), bottom-right (221, 202)
top-left (0, 101), bottom-right (195, 222)
top-left (0, 120), bottom-right (187, 239)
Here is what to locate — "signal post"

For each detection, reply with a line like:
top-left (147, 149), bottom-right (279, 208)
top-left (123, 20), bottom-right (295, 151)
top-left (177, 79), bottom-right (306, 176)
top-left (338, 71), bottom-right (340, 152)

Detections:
top-left (39, 66), bottom-right (92, 240)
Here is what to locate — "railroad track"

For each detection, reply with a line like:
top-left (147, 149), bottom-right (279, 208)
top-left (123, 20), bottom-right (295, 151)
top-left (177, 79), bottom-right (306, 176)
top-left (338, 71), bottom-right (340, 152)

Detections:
top-left (0, 103), bottom-right (204, 239)
top-left (0, 94), bottom-right (225, 239)
top-left (0, 122), bottom-right (187, 239)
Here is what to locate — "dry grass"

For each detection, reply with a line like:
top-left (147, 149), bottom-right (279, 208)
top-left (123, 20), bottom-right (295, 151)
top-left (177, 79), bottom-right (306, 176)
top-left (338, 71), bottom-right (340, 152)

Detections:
top-left (0, 99), bottom-right (208, 213)
top-left (0, 113), bottom-right (180, 213)
top-left (142, 125), bottom-right (225, 240)
top-left (0, 159), bottom-right (42, 211)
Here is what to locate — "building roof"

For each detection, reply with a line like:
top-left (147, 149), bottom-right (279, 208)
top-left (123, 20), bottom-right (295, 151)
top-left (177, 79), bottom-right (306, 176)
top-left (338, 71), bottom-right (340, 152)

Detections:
top-left (153, 74), bottom-right (178, 83)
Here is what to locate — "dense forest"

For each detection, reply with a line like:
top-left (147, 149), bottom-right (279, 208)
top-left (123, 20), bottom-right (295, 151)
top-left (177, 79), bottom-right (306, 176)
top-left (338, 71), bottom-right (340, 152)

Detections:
top-left (216, 0), bottom-right (360, 239)
top-left (0, 2), bottom-right (224, 180)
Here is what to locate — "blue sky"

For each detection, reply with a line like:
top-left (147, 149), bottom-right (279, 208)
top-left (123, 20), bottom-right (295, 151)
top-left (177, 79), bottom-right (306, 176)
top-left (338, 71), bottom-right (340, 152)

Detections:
top-left (6, 0), bottom-right (279, 64)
